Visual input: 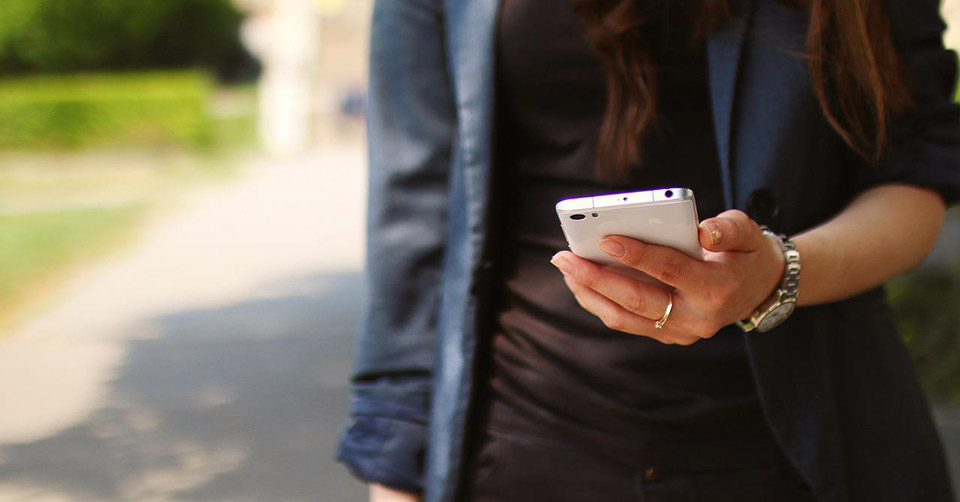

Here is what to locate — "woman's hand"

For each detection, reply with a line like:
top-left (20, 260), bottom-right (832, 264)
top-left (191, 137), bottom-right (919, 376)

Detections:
top-left (551, 209), bottom-right (784, 345)
top-left (370, 484), bottom-right (421, 502)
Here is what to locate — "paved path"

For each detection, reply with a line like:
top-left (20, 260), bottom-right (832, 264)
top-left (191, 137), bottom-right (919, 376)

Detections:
top-left (0, 147), bottom-right (367, 501)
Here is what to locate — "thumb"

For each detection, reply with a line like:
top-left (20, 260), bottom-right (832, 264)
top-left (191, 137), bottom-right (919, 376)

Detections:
top-left (698, 209), bottom-right (763, 252)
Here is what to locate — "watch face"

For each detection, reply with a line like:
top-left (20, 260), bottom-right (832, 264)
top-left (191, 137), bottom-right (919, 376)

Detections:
top-left (757, 302), bottom-right (797, 332)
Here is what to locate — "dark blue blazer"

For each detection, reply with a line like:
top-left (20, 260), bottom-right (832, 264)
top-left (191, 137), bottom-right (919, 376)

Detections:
top-left (338, 0), bottom-right (960, 500)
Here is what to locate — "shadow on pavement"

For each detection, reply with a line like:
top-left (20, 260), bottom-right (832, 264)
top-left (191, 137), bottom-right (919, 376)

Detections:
top-left (0, 272), bottom-right (366, 502)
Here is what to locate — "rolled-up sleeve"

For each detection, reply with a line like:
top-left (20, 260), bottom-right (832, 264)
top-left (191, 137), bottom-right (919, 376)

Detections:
top-left (336, 376), bottom-right (432, 492)
top-left (851, 0), bottom-right (960, 205)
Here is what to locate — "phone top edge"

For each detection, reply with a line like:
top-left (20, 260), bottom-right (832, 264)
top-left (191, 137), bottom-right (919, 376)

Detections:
top-left (655, 187), bottom-right (694, 202)
top-left (556, 188), bottom-right (695, 214)
top-left (556, 197), bottom-right (594, 212)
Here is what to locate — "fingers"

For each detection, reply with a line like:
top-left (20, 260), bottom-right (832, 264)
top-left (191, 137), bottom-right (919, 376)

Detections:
top-left (551, 251), bottom-right (671, 321)
top-left (595, 236), bottom-right (703, 290)
top-left (551, 251), bottom-right (703, 345)
top-left (561, 273), bottom-right (649, 335)
top-left (562, 273), bottom-right (699, 345)
top-left (698, 209), bottom-right (764, 252)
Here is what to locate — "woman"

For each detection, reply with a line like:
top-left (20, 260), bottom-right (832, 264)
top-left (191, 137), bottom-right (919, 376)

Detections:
top-left (338, 0), bottom-right (960, 501)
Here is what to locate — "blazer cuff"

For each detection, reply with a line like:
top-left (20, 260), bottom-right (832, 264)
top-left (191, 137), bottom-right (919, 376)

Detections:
top-left (335, 376), bottom-right (431, 493)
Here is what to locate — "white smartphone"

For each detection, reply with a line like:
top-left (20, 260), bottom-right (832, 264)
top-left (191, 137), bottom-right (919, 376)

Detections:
top-left (555, 187), bottom-right (703, 280)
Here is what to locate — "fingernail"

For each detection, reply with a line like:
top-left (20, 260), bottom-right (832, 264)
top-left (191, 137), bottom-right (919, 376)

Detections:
top-left (703, 222), bottom-right (722, 247)
top-left (550, 255), bottom-right (576, 276)
top-left (598, 239), bottom-right (625, 258)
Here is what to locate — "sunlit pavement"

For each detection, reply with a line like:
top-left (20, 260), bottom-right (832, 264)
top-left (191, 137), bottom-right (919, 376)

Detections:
top-left (0, 146), bottom-right (367, 501)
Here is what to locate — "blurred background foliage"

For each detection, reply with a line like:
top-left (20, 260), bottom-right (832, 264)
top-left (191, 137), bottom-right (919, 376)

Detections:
top-left (0, 0), bottom-right (258, 152)
top-left (890, 263), bottom-right (960, 404)
top-left (0, 0), bottom-right (256, 79)
top-left (0, 72), bottom-right (214, 150)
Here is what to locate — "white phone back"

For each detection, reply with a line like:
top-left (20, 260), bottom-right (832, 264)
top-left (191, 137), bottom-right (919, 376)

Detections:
top-left (556, 189), bottom-right (704, 278)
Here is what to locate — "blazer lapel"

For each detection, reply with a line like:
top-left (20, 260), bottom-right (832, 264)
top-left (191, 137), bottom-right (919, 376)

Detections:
top-left (430, 5), bottom-right (500, 502)
top-left (707, 0), bottom-right (756, 210)
top-left (443, 0), bottom-right (500, 249)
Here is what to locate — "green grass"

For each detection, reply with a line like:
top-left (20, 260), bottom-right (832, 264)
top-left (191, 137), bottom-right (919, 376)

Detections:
top-left (0, 78), bottom-right (259, 328)
top-left (0, 71), bottom-right (214, 150)
top-left (0, 204), bottom-right (147, 326)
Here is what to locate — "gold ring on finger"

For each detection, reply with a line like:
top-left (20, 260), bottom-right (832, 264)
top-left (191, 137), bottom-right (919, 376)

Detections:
top-left (654, 292), bottom-right (673, 330)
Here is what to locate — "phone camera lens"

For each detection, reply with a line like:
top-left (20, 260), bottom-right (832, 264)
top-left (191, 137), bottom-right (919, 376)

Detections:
top-left (592, 213), bottom-right (598, 218)
top-left (664, 190), bottom-right (673, 198)
top-left (570, 214), bottom-right (586, 220)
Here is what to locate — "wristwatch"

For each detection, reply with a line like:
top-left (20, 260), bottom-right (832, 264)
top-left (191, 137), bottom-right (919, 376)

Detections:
top-left (736, 227), bottom-right (801, 333)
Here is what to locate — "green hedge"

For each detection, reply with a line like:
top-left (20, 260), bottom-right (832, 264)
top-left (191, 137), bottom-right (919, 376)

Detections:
top-left (0, 71), bottom-right (214, 149)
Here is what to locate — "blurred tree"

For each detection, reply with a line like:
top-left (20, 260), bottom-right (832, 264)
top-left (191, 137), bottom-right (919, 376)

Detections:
top-left (0, 0), bottom-right (257, 81)
top-left (889, 267), bottom-right (960, 404)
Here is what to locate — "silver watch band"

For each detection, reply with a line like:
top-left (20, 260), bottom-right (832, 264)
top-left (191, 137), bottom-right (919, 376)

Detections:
top-left (736, 226), bottom-right (801, 333)
top-left (766, 228), bottom-right (800, 300)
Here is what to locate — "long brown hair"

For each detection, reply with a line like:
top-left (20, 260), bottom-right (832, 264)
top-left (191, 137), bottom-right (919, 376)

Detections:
top-left (571, 0), bottom-right (914, 178)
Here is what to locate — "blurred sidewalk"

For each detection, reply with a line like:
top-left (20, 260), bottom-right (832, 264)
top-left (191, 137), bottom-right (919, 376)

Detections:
top-left (0, 146), bottom-right (367, 501)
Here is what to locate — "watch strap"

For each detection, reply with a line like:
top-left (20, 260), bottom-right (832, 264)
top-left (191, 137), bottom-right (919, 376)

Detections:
top-left (736, 227), bottom-right (801, 333)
